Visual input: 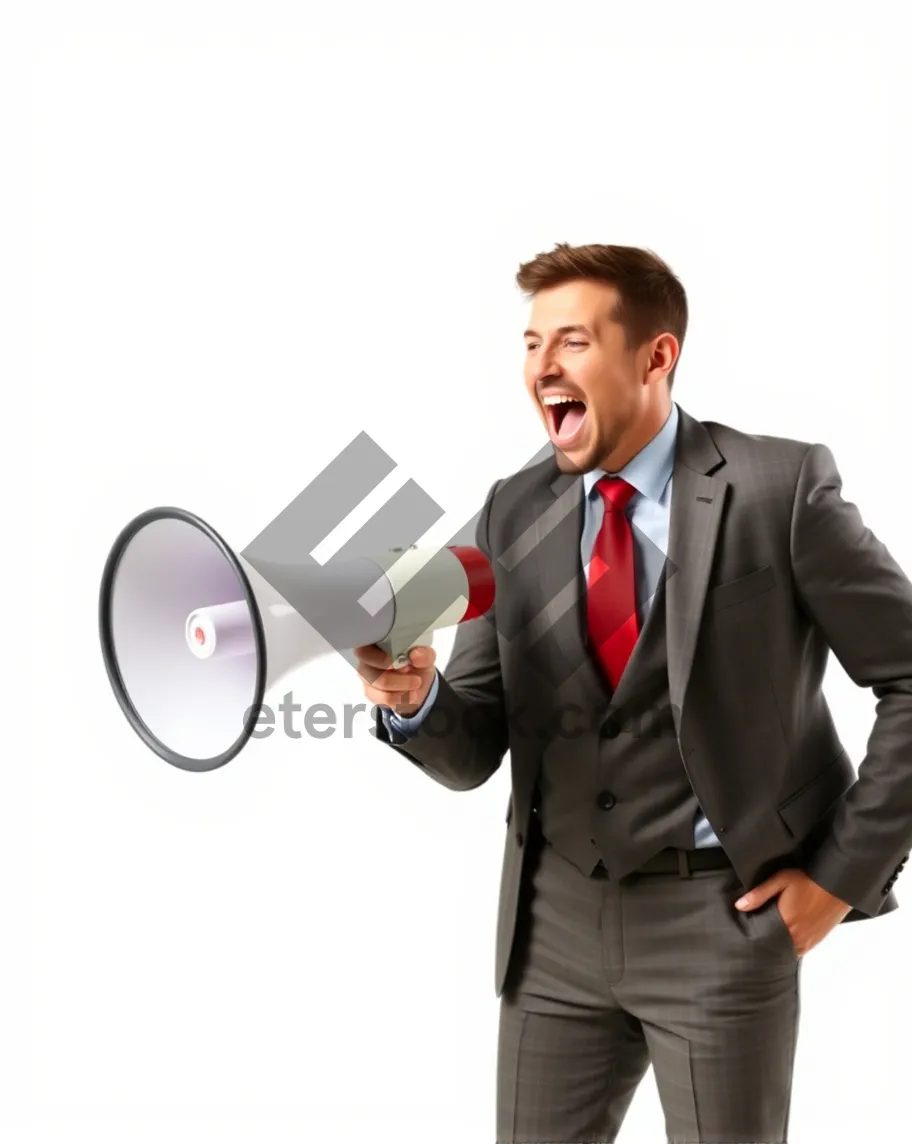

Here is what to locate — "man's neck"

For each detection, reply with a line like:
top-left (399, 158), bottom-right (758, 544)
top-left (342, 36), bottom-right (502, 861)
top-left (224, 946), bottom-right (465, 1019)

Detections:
top-left (597, 403), bottom-right (672, 473)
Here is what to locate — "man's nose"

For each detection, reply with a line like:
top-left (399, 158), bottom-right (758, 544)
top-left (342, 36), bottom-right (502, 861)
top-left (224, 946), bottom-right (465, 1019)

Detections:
top-left (535, 346), bottom-right (562, 383)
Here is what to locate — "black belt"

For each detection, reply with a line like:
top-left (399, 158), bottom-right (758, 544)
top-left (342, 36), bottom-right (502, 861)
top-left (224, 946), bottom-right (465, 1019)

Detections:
top-left (593, 846), bottom-right (732, 879)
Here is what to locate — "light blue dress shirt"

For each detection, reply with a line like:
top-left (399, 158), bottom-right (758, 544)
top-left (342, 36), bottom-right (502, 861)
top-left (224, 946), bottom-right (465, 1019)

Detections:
top-left (381, 401), bottom-right (720, 849)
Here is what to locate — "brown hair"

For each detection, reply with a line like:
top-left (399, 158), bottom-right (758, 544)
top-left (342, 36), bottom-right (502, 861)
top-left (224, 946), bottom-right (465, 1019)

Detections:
top-left (515, 243), bottom-right (688, 389)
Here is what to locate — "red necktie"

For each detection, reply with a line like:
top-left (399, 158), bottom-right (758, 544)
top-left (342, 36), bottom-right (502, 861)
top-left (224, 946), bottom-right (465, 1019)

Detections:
top-left (586, 476), bottom-right (640, 690)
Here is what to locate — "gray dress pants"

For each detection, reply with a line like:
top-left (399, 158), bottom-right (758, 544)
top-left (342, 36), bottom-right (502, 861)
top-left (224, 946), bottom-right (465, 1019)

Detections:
top-left (497, 827), bottom-right (802, 1143)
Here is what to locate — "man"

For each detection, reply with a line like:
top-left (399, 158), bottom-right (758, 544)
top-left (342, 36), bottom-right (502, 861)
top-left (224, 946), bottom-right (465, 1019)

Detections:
top-left (355, 242), bottom-right (912, 1143)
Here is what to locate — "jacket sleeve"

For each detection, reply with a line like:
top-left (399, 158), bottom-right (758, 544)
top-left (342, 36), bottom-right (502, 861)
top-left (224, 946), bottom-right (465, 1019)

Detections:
top-left (372, 478), bottom-right (509, 792)
top-left (791, 442), bottom-right (912, 915)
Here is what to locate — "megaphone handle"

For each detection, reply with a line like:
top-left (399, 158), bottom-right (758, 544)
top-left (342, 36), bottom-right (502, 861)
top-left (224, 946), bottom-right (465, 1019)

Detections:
top-left (378, 631), bottom-right (433, 671)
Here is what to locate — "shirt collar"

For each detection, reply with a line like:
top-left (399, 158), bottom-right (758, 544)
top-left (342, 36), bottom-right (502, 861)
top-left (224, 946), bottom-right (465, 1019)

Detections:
top-left (582, 401), bottom-right (679, 504)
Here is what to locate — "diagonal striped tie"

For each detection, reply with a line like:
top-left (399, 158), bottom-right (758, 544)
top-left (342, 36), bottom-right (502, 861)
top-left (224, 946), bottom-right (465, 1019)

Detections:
top-left (586, 476), bottom-right (640, 690)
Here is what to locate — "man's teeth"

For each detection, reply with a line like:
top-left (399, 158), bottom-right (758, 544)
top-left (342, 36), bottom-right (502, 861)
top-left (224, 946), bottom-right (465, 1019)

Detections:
top-left (543, 395), bottom-right (584, 406)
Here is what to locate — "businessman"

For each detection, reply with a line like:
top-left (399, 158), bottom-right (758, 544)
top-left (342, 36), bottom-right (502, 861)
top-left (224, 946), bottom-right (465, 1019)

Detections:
top-left (356, 242), bottom-right (912, 1143)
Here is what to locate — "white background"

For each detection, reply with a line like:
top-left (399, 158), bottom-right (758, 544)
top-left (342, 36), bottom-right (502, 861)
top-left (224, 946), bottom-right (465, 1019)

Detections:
top-left (16, 2), bottom-right (912, 1140)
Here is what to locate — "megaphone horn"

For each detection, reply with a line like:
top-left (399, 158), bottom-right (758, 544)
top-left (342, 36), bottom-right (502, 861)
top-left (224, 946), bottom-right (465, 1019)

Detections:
top-left (99, 507), bottom-right (495, 773)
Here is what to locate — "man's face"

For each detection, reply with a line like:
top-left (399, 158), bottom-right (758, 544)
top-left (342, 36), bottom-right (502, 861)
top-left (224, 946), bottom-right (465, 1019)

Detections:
top-left (523, 279), bottom-right (648, 474)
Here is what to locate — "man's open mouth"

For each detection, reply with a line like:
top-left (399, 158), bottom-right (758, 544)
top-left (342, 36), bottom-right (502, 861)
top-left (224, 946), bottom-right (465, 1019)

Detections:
top-left (543, 394), bottom-right (588, 446)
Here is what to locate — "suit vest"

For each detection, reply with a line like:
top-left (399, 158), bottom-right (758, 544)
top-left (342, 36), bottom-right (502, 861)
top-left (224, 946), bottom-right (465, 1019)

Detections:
top-left (533, 564), bottom-right (703, 877)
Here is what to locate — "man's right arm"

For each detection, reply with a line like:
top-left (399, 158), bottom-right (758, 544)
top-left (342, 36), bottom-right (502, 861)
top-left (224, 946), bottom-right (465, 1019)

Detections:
top-left (371, 479), bottom-right (509, 792)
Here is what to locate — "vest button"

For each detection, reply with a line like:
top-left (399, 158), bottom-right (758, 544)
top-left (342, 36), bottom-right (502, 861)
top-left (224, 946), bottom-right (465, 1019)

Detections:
top-left (516, 831), bottom-right (524, 846)
top-left (601, 719), bottom-right (620, 738)
top-left (596, 790), bottom-right (616, 810)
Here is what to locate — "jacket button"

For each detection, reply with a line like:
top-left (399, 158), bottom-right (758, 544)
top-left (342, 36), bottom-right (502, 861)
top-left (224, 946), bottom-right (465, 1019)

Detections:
top-left (516, 831), bottom-right (524, 846)
top-left (596, 790), bottom-right (617, 810)
top-left (601, 719), bottom-right (620, 739)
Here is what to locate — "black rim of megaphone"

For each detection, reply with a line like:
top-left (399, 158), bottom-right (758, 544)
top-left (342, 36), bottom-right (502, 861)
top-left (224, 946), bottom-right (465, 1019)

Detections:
top-left (98, 506), bottom-right (268, 773)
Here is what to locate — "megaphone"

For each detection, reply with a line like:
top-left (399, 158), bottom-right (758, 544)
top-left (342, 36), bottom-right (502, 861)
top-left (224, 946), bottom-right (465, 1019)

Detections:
top-left (98, 507), bottom-right (495, 772)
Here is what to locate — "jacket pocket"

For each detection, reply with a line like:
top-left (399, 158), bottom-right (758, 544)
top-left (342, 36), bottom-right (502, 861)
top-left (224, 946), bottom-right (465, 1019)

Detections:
top-left (706, 564), bottom-right (775, 612)
top-left (777, 748), bottom-right (854, 837)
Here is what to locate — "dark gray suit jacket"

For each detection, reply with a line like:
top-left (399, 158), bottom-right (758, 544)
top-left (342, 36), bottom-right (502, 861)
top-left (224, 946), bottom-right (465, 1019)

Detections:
top-left (375, 404), bottom-right (910, 996)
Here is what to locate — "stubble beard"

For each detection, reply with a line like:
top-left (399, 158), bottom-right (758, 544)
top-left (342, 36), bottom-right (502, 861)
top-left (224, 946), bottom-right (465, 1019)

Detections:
top-left (553, 420), bottom-right (621, 477)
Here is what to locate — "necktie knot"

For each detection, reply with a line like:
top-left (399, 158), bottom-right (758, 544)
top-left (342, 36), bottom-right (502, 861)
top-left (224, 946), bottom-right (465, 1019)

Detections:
top-left (595, 475), bottom-right (637, 513)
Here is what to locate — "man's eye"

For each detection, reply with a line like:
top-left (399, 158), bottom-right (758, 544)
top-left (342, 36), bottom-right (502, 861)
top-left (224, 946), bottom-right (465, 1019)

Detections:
top-left (525, 340), bottom-right (586, 352)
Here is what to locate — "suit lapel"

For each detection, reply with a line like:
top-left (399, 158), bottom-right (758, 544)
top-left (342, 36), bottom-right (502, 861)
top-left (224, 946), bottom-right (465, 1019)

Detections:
top-left (530, 469), bottom-right (607, 710)
top-left (663, 407), bottom-right (729, 737)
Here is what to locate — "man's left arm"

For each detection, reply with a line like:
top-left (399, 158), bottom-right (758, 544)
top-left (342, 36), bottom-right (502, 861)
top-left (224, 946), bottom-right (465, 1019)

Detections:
top-left (790, 441), bottom-right (912, 917)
